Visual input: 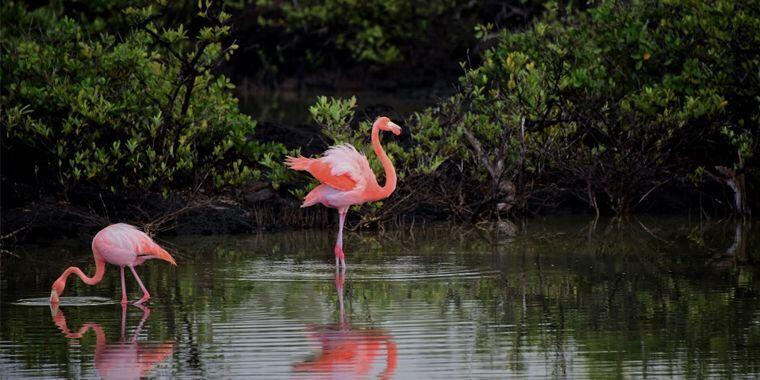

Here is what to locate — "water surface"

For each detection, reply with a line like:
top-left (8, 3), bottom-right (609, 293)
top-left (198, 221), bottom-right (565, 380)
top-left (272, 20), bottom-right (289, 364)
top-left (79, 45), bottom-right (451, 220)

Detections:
top-left (1, 217), bottom-right (758, 378)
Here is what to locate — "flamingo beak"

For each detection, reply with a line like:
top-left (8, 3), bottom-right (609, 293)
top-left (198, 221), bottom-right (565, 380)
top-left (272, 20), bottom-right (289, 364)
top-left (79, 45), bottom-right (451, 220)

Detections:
top-left (388, 121), bottom-right (402, 135)
top-left (50, 289), bottom-right (59, 304)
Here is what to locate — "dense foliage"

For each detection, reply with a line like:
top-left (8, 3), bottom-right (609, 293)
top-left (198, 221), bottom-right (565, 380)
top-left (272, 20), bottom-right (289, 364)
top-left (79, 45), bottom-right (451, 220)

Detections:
top-left (468, 0), bottom-right (760, 215)
top-left (1, 1), bottom-right (288, 201)
top-left (229, 0), bottom-right (545, 83)
top-left (309, 0), bottom-right (759, 220)
top-left (3, 0), bottom-right (757, 227)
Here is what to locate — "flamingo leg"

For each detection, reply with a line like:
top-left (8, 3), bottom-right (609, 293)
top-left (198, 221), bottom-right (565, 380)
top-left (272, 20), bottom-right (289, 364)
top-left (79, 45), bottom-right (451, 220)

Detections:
top-left (128, 266), bottom-right (151, 305)
top-left (120, 266), bottom-right (128, 305)
top-left (335, 208), bottom-right (348, 272)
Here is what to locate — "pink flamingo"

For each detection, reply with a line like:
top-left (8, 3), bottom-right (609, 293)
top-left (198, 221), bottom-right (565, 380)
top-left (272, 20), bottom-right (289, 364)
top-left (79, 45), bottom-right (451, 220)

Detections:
top-left (51, 304), bottom-right (174, 380)
top-left (50, 223), bottom-right (176, 305)
top-left (285, 116), bottom-right (402, 270)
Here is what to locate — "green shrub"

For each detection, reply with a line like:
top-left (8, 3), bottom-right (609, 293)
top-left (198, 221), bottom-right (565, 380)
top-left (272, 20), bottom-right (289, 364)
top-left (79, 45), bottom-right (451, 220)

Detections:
top-left (252, 0), bottom-right (465, 66)
top-left (387, 0), bottom-right (760, 217)
top-left (485, 0), bottom-right (758, 214)
top-left (1, 1), bottom-right (287, 195)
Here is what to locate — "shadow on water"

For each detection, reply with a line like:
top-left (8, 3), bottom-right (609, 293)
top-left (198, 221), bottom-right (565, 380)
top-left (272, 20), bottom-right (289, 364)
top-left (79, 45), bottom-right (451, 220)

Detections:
top-left (1, 216), bottom-right (759, 378)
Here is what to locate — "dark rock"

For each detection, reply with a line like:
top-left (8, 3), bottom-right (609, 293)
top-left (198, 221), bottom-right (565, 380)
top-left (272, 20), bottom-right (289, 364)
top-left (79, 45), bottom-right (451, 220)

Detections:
top-left (495, 219), bottom-right (518, 237)
top-left (249, 181), bottom-right (269, 192)
top-left (0, 202), bottom-right (104, 244)
top-left (140, 193), bottom-right (182, 214)
top-left (237, 180), bottom-right (270, 196)
top-left (174, 200), bottom-right (252, 235)
top-left (243, 188), bottom-right (275, 205)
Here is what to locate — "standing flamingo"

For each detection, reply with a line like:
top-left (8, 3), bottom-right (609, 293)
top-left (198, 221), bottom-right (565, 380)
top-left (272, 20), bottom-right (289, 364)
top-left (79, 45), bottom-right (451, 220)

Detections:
top-left (50, 223), bottom-right (176, 305)
top-left (285, 116), bottom-right (402, 270)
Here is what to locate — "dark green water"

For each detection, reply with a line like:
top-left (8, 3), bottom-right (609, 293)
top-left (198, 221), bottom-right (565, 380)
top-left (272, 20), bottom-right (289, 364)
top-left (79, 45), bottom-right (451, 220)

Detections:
top-left (1, 217), bottom-right (758, 378)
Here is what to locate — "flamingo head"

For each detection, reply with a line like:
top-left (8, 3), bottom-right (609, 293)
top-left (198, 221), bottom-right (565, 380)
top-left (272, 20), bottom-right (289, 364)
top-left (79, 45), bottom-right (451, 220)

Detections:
top-left (375, 116), bottom-right (402, 135)
top-left (50, 279), bottom-right (66, 304)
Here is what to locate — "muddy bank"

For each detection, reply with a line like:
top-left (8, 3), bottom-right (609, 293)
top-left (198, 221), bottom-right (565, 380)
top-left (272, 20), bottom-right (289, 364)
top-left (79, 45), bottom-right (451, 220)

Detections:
top-left (0, 183), bottom-right (336, 245)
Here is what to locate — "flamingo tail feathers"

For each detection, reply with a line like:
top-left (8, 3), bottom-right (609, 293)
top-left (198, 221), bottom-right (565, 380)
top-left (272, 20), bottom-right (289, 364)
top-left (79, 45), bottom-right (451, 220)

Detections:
top-left (141, 241), bottom-right (176, 266)
top-left (285, 156), bottom-right (312, 171)
top-left (152, 245), bottom-right (176, 266)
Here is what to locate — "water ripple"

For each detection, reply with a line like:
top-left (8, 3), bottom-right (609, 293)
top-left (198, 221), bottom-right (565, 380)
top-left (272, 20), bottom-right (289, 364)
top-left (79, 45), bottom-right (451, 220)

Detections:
top-left (237, 258), bottom-right (500, 282)
top-left (13, 296), bottom-right (117, 307)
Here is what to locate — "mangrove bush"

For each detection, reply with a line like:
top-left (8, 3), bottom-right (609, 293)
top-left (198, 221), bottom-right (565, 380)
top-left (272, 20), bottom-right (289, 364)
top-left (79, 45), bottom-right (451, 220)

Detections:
top-left (310, 0), bottom-right (759, 220)
top-left (1, 1), bottom-right (287, 201)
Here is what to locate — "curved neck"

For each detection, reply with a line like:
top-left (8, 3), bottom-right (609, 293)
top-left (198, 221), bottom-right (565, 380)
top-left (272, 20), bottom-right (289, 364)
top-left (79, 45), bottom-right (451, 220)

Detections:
top-left (59, 253), bottom-right (106, 287)
top-left (371, 124), bottom-right (397, 199)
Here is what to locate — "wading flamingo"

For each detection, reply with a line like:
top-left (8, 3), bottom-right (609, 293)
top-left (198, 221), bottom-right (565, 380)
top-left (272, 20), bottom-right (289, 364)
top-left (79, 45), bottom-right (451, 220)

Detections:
top-left (285, 116), bottom-right (401, 270)
top-left (50, 223), bottom-right (176, 305)
top-left (51, 304), bottom-right (174, 379)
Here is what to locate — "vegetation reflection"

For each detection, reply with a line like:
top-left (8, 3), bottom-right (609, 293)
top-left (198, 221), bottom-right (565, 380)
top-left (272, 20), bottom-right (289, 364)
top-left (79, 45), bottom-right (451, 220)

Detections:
top-left (1, 218), bottom-right (757, 377)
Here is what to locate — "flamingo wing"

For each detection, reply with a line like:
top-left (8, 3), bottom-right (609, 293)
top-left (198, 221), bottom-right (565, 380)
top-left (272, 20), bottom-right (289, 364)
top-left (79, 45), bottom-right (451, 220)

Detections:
top-left (97, 224), bottom-right (176, 266)
top-left (97, 244), bottom-right (138, 267)
top-left (302, 159), bottom-right (358, 191)
top-left (286, 144), bottom-right (373, 192)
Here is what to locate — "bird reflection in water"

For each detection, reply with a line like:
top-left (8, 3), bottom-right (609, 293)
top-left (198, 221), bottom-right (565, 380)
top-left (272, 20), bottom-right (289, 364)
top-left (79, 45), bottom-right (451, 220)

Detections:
top-left (51, 304), bottom-right (174, 379)
top-left (295, 272), bottom-right (397, 379)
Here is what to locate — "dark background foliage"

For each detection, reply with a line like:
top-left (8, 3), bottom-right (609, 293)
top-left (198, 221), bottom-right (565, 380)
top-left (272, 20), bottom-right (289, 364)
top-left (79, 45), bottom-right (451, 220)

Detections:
top-left (1, 0), bottom-right (757, 238)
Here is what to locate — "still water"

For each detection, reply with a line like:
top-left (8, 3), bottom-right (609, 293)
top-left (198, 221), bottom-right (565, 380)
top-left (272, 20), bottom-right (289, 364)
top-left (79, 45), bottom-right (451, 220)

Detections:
top-left (1, 217), bottom-right (758, 378)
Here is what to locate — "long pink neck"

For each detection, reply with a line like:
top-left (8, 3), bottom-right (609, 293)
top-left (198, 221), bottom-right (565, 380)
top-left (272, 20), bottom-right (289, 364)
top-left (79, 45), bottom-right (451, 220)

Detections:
top-left (58, 252), bottom-right (106, 287)
top-left (371, 123), bottom-right (397, 199)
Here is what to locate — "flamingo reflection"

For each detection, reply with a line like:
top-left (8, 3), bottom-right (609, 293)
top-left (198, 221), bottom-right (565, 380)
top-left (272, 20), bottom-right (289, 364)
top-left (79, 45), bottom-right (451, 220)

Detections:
top-left (51, 304), bottom-right (174, 379)
top-left (295, 272), bottom-right (397, 379)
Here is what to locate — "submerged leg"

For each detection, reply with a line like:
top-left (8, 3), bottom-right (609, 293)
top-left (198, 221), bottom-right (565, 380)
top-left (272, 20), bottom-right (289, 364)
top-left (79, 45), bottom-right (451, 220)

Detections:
top-left (335, 272), bottom-right (346, 326)
top-left (120, 266), bottom-right (128, 305)
top-left (334, 208), bottom-right (348, 271)
top-left (128, 266), bottom-right (151, 305)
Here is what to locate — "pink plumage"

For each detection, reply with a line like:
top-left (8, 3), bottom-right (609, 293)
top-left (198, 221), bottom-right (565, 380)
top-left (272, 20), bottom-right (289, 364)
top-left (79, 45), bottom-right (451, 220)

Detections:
top-left (50, 223), bottom-right (176, 305)
top-left (285, 116), bottom-right (402, 270)
top-left (288, 144), bottom-right (377, 208)
top-left (94, 223), bottom-right (175, 267)
top-left (319, 144), bottom-right (375, 190)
